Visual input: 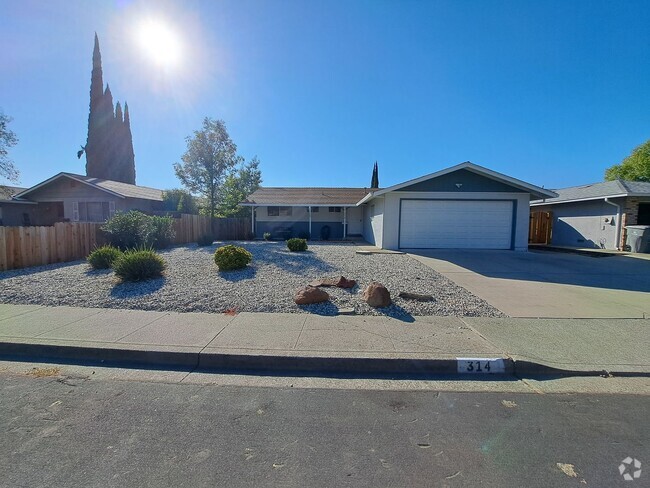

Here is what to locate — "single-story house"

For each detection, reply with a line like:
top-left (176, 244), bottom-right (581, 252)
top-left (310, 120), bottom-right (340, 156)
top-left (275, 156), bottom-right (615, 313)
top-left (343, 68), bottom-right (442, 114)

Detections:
top-left (242, 162), bottom-right (556, 251)
top-left (1, 172), bottom-right (164, 226)
top-left (530, 179), bottom-right (650, 250)
top-left (0, 185), bottom-right (37, 226)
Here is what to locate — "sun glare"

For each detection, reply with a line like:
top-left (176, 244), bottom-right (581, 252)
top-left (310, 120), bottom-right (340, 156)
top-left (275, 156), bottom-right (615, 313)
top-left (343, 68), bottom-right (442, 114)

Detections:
top-left (137, 20), bottom-right (182, 68)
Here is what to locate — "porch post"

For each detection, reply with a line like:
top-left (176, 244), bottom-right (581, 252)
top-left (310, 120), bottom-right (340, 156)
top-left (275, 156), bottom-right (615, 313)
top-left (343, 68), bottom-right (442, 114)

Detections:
top-left (308, 206), bottom-right (312, 238)
top-left (343, 207), bottom-right (347, 239)
top-left (251, 206), bottom-right (255, 237)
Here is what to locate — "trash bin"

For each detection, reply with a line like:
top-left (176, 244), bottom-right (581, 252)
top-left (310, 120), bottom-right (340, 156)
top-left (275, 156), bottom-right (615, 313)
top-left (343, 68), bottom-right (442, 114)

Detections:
top-left (624, 225), bottom-right (650, 253)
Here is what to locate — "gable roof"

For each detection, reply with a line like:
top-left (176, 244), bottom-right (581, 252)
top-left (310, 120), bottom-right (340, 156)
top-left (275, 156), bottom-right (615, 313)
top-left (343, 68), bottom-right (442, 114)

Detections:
top-left (14, 173), bottom-right (163, 201)
top-left (358, 161), bottom-right (557, 204)
top-left (531, 179), bottom-right (650, 206)
top-left (241, 187), bottom-right (374, 206)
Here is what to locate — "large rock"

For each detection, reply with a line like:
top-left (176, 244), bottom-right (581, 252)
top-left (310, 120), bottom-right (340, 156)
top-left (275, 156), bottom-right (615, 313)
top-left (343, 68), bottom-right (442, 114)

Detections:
top-left (294, 286), bottom-right (330, 305)
top-left (309, 276), bottom-right (357, 289)
top-left (363, 282), bottom-right (391, 308)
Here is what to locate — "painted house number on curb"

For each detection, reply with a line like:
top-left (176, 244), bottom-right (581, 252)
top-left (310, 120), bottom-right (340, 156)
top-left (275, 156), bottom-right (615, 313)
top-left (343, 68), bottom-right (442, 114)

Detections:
top-left (457, 358), bottom-right (506, 374)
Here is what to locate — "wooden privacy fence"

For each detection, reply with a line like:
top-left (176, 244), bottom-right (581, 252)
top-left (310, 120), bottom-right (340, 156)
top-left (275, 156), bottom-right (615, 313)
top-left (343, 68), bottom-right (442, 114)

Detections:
top-left (529, 211), bottom-right (553, 244)
top-left (0, 222), bottom-right (106, 271)
top-left (213, 217), bottom-right (251, 241)
top-left (0, 215), bottom-right (252, 271)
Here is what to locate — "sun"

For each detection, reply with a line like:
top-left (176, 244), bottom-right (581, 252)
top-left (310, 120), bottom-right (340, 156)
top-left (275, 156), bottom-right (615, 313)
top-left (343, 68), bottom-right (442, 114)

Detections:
top-left (136, 20), bottom-right (182, 68)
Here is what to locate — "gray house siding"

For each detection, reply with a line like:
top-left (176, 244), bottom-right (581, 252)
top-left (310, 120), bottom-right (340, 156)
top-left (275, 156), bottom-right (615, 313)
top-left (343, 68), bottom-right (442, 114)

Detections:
top-left (534, 199), bottom-right (623, 250)
top-left (399, 169), bottom-right (528, 193)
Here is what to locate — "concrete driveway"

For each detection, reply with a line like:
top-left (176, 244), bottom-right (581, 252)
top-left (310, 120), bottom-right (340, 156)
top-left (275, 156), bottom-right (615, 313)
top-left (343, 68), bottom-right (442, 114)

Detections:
top-left (407, 249), bottom-right (650, 318)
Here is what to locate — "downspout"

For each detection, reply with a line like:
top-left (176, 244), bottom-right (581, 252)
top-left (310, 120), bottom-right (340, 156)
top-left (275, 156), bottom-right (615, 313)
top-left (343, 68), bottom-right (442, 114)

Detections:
top-left (343, 207), bottom-right (347, 239)
top-left (604, 198), bottom-right (622, 250)
top-left (251, 206), bottom-right (255, 238)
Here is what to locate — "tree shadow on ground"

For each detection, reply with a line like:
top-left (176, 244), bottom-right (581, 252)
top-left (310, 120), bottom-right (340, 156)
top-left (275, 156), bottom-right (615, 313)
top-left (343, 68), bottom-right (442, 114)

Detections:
top-left (298, 302), bottom-right (340, 316)
top-left (84, 268), bottom-right (113, 277)
top-left (374, 304), bottom-right (415, 323)
top-left (218, 266), bottom-right (257, 282)
top-left (110, 277), bottom-right (166, 298)
top-left (248, 243), bottom-right (337, 276)
top-left (0, 261), bottom-right (84, 280)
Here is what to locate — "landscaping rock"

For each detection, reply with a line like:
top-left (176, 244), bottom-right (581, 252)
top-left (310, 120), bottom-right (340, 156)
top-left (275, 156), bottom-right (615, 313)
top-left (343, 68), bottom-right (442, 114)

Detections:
top-left (363, 282), bottom-right (391, 308)
top-left (334, 276), bottom-right (357, 289)
top-left (310, 276), bottom-right (357, 289)
top-left (294, 286), bottom-right (330, 305)
top-left (338, 307), bottom-right (356, 315)
top-left (398, 292), bottom-right (434, 302)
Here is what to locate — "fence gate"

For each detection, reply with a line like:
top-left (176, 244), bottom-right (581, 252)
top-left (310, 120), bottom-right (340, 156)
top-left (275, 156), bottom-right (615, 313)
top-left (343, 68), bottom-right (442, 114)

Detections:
top-left (529, 211), bottom-right (553, 244)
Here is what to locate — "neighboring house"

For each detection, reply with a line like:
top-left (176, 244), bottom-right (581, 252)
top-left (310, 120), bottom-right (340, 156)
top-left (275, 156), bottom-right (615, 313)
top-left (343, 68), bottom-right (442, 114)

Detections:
top-left (241, 187), bottom-right (372, 240)
top-left (0, 185), bottom-right (36, 226)
top-left (531, 180), bottom-right (650, 250)
top-left (1, 172), bottom-right (163, 226)
top-left (242, 162), bottom-right (555, 251)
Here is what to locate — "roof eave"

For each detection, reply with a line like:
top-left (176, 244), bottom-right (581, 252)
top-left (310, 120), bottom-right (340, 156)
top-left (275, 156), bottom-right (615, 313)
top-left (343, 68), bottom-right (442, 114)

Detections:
top-left (530, 193), bottom-right (630, 206)
top-left (14, 173), bottom-right (126, 200)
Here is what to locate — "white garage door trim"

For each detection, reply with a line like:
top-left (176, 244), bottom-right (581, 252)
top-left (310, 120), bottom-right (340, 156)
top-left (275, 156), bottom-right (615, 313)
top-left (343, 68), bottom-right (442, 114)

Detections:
top-left (399, 199), bottom-right (515, 249)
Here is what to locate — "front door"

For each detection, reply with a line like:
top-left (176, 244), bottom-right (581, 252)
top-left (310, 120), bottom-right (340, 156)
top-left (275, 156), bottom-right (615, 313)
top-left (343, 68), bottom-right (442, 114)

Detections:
top-left (347, 206), bottom-right (363, 235)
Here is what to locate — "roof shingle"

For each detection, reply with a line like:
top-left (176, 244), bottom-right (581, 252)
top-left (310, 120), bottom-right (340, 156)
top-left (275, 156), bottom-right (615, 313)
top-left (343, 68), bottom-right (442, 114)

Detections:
top-left (243, 187), bottom-right (373, 206)
top-left (532, 179), bottom-right (650, 204)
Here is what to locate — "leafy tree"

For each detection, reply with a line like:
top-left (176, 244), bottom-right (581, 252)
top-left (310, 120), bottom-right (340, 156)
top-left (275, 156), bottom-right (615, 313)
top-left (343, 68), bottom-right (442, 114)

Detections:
top-left (217, 157), bottom-right (262, 218)
top-left (162, 189), bottom-right (198, 214)
top-left (605, 139), bottom-right (650, 182)
top-left (0, 111), bottom-right (19, 182)
top-left (174, 118), bottom-right (242, 218)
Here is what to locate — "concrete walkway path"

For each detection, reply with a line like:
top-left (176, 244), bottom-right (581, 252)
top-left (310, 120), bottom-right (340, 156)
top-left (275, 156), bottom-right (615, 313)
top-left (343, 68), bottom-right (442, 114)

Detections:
top-left (0, 304), bottom-right (648, 376)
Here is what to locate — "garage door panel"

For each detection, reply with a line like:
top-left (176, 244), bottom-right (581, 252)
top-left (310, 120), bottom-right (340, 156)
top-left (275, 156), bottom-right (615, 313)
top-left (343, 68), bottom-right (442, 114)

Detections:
top-left (400, 200), bottom-right (513, 249)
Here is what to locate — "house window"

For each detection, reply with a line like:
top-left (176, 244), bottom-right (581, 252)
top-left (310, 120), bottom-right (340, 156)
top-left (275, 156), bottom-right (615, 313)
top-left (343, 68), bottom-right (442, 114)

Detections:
top-left (279, 206), bottom-right (292, 216)
top-left (329, 207), bottom-right (342, 213)
top-left (74, 201), bottom-right (112, 222)
top-left (268, 207), bottom-right (279, 216)
top-left (310, 207), bottom-right (319, 213)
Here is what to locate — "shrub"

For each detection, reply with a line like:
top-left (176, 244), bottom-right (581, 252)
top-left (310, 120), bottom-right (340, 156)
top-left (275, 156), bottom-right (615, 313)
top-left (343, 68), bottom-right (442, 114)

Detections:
top-left (112, 247), bottom-right (166, 281)
top-left (287, 238), bottom-right (308, 252)
top-left (263, 232), bottom-right (272, 241)
top-left (101, 211), bottom-right (150, 249)
top-left (214, 245), bottom-right (252, 271)
top-left (148, 215), bottom-right (175, 249)
top-left (87, 245), bottom-right (122, 269)
top-left (197, 235), bottom-right (214, 246)
top-left (101, 211), bottom-right (175, 250)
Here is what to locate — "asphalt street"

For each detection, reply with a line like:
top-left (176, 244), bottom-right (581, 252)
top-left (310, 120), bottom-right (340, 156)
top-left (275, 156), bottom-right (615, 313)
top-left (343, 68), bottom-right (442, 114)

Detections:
top-left (1, 367), bottom-right (648, 487)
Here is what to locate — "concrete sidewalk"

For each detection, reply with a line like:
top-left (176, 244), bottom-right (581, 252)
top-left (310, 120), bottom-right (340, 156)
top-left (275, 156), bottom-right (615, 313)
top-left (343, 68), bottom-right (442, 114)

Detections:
top-left (0, 304), bottom-right (647, 376)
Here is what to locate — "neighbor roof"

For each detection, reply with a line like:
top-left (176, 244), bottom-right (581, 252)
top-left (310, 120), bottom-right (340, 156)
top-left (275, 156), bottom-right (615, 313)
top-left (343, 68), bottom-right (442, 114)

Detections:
top-left (358, 161), bottom-right (557, 204)
top-left (241, 187), bottom-right (374, 206)
top-left (14, 173), bottom-right (163, 201)
top-left (531, 179), bottom-right (650, 206)
top-left (0, 185), bottom-right (28, 202)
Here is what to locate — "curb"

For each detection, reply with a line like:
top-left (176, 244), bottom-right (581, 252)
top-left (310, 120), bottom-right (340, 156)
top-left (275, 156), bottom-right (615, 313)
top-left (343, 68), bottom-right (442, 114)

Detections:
top-left (1, 341), bottom-right (646, 378)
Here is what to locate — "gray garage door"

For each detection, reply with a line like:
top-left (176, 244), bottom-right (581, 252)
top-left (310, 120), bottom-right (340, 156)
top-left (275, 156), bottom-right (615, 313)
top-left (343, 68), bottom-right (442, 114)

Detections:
top-left (399, 199), bottom-right (514, 249)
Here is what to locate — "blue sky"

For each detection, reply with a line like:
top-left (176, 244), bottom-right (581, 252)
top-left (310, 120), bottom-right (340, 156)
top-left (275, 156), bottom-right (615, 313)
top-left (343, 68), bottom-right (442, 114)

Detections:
top-left (1, 0), bottom-right (649, 191)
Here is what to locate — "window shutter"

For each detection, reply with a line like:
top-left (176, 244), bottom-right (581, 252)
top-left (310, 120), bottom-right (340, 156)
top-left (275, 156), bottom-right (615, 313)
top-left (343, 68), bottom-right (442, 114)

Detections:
top-left (72, 202), bottom-right (79, 222)
top-left (108, 201), bottom-right (116, 217)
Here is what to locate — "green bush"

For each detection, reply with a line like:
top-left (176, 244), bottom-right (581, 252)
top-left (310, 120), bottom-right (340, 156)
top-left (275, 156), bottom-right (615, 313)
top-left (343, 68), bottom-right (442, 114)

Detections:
top-left (112, 247), bottom-right (166, 281)
top-left (101, 211), bottom-right (175, 250)
top-left (263, 232), bottom-right (272, 241)
top-left (87, 245), bottom-right (122, 269)
top-left (287, 238), bottom-right (308, 252)
top-left (197, 235), bottom-right (214, 246)
top-left (148, 215), bottom-right (175, 249)
top-left (214, 245), bottom-right (252, 271)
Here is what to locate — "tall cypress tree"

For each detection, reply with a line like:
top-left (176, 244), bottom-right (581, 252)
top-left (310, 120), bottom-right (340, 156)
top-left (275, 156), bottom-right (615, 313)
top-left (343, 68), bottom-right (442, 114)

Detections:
top-left (370, 162), bottom-right (379, 188)
top-left (82, 34), bottom-right (136, 184)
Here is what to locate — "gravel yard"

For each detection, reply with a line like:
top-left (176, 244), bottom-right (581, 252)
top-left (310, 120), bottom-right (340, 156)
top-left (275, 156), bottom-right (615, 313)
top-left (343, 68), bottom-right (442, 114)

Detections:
top-left (0, 242), bottom-right (504, 318)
